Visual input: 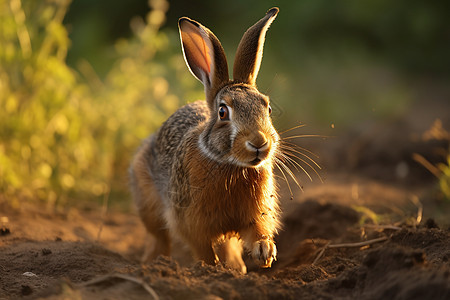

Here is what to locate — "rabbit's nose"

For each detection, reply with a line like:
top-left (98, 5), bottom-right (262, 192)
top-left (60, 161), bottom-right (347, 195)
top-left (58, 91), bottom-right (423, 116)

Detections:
top-left (246, 141), bottom-right (268, 151)
top-left (246, 131), bottom-right (269, 151)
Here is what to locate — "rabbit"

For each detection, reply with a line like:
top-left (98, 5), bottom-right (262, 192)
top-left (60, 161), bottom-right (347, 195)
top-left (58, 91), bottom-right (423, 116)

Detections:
top-left (130, 7), bottom-right (281, 274)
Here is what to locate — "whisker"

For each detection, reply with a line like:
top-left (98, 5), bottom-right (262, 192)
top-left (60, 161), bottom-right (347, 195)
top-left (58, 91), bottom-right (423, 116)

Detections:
top-left (274, 159), bottom-right (294, 199)
top-left (279, 124), bottom-right (307, 135)
top-left (288, 152), bottom-right (324, 183)
top-left (276, 157), bottom-right (303, 192)
top-left (279, 153), bottom-right (301, 173)
top-left (277, 137), bottom-right (325, 183)
top-left (280, 152), bottom-right (313, 182)
top-left (278, 153), bottom-right (307, 184)
top-left (280, 145), bottom-right (322, 170)
top-left (282, 134), bottom-right (329, 140)
top-left (274, 174), bottom-right (286, 180)
top-left (280, 140), bottom-right (320, 159)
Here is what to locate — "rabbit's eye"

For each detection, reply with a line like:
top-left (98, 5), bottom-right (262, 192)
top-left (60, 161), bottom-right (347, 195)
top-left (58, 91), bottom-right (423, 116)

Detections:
top-left (218, 105), bottom-right (229, 121)
top-left (268, 105), bottom-right (272, 115)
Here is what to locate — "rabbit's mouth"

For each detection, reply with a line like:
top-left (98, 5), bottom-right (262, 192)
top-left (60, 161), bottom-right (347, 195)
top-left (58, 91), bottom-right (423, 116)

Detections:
top-left (241, 140), bottom-right (273, 167)
top-left (249, 158), bottom-right (262, 166)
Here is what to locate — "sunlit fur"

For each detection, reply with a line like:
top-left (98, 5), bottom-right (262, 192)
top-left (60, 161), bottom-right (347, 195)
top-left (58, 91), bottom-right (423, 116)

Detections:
top-left (199, 84), bottom-right (278, 168)
top-left (130, 8), bottom-right (284, 274)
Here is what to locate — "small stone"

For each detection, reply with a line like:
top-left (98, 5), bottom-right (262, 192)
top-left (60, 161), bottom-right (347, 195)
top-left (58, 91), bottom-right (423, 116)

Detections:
top-left (42, 248), bottom-right (52, 255)
top-left (21, 285), bottom-right (33, 296)
top-left (0, 227), bottom-right (10, 236)
top-left (424, 218), bottom-right (439, 229)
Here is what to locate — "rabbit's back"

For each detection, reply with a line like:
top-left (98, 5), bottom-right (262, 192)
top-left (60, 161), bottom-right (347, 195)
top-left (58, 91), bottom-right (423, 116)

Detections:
top-left (146, 100), bottom-right (209, 195)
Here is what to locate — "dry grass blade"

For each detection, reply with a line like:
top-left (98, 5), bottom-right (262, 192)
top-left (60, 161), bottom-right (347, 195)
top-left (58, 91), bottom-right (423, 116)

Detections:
top-left (410, 195), bottom-right (423, 226)
top-left (80, 273), bottom-right (159, 300)
top-left (312, 236), bottom-right (389, 265)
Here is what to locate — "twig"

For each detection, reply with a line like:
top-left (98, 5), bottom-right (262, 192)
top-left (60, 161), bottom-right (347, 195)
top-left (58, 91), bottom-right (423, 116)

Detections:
top-left (363, 224), bottom-right (402, 231)
top-left (412, 153), bottom-right (441, 178)
top-left (312, 241), bottom-right (330, 265)
top-left (312, 236), bottom-right (389, 265)
top-left (328, 236), bottom-right (388, 248)
top-left (80, 273), bottom-right (159, 300)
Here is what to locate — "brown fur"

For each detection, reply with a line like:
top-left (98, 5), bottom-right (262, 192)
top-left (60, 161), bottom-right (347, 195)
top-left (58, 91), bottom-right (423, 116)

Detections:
top-left (130, 8), bottom-right (281, 273)
top-left (233, 8), bottom-right (279, 85)
top-left (182, 131), bottom-right (278, 241)
top-left (130, 141), bottom-right (171, 261)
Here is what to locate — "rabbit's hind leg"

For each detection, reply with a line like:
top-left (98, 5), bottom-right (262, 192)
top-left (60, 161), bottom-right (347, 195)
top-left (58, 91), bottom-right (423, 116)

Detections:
top-left (130, 145), bottom-right (170, 263)
top-left (140, 201), bottom-right (170, 262)
top-left (188, 237), bottom-right (217, 266)
top-left (215, 236), bottom-right (247, 274)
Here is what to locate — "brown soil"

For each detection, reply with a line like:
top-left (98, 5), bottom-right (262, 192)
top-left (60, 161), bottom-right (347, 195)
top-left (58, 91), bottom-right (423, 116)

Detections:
top-left (1, 96), bottom-right (450, 299)
top-left (1, 185), bottom-right (449, 300)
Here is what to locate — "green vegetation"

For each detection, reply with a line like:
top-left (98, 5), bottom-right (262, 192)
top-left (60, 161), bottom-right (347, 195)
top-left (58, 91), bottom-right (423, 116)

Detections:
top-left (1, 0), bottom-right (448, 208)
top-left (439, 156), bottom-right (450, 201)
top-left (0, 0), bottom-right (200, 208)
top-left (64, 0), bottom-right (450, 128)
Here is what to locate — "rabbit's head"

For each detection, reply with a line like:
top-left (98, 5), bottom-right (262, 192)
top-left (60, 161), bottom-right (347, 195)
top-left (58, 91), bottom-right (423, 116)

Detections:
top-left (179, 8), bottom-right (279, 168)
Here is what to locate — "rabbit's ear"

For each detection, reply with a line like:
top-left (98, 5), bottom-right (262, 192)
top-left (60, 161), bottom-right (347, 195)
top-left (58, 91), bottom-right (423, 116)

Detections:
top-left (233, 7), bottom-right (278, 86)
top-left (179, 17), bottom-right (229, 103)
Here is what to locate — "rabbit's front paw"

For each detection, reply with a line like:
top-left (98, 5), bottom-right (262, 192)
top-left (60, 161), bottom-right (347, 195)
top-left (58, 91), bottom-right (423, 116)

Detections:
top-left (251, 238), bottom-right (277, 268)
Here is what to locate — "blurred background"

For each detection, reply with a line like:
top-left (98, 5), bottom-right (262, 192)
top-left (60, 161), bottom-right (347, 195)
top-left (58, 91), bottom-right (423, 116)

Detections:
top-left (1, 0), bottom-right (449, 210)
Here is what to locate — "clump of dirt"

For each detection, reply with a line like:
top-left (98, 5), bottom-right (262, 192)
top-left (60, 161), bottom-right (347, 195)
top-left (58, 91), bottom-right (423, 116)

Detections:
top-left (326, 241), bottom-right (450, 300)
top-left (1, 196), bottom-right (449, 299)
top-left (0, 240), bottom-right (134, 298)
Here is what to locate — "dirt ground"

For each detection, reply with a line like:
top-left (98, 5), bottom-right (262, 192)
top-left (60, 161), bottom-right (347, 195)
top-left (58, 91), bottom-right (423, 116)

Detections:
top-left (1, 93), bottom-right (450, 299)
